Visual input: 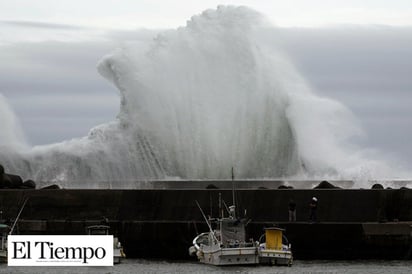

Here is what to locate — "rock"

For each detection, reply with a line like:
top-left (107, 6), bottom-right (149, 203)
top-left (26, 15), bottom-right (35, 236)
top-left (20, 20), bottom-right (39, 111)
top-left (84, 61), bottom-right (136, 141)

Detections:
top-left (40, 184), bottom-right (61, 190)
top-left (278, 185), bottom-right (293, 189)
top-left (314, 181), bottom-right (339, 189)
top-left (22, 180), bottom-right (36, 189)
top-left (0, 173), bottom-right (12, 188)
top-left (0, 165), bottom-right (36, 189)
top-left (371, 183), bottom-right (384, 189)
top-left (7, 174), bottom-right (23, 188)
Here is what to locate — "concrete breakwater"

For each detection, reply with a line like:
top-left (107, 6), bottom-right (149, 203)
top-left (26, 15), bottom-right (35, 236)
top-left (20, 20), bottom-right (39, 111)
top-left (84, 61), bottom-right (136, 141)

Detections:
top-left (0, 187), bottom-right (411, 259)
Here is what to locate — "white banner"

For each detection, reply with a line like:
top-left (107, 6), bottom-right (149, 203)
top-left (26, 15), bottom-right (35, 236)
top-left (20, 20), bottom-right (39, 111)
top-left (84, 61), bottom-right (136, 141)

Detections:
top-left (8, 235), bottom-right (113, 266)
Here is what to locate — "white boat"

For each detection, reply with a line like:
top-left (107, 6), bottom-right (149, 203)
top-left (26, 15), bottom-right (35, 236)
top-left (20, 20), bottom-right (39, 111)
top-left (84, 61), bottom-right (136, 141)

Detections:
top-left (189, 204), bottom-right (259, 266)
top-left (258, 227), bottom-right (293, 266)
top-left (0, 224), bottom-right (9, 263)
top-left (1, 197), bottom-right (29, 263)
top-left (86, 225), bottom-right (126, 264)
top-left (190, 169), bottom-right (292, 267)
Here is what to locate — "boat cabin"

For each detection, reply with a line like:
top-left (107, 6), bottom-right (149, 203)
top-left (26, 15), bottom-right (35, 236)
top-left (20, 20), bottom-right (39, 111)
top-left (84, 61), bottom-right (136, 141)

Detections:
top-left (219, 219), bottom-right (248, 247)
top-left (86, 225), bottom-right (110, 235)
top-left (264, 227), bottom-right (286, 250)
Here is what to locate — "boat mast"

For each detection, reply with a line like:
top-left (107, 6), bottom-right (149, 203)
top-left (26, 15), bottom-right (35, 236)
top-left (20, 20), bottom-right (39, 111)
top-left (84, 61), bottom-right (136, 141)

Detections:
top-left (9, 197), bottom-right (29, 235)
top-left (231, 166), bottom-right (236, 218)
top-left (195, 200), bottom-right (218, 242)
top-left (219, 193), bottom-right (223, 218)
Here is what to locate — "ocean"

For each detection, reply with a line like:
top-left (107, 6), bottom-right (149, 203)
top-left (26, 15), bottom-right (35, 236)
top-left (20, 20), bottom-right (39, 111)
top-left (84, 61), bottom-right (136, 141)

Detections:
top-left (1, 259), bottom-right (411, 274)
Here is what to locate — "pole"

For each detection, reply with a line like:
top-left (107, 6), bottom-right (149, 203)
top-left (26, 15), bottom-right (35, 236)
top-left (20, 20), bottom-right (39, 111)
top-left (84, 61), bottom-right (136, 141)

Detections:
top-left (231, 166), bottom-right (236, 218)
top-left (10, 197), bottom-right (29, 235)
top-left (195, 200), bottom-right (218, 243)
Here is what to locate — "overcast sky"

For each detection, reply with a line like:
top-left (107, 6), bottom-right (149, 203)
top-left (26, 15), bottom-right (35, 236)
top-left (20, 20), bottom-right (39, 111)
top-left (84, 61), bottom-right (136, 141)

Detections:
top-left (1, 0), bottom-right (412, 30)
top-left (0, 1), bottom-right (412, 169)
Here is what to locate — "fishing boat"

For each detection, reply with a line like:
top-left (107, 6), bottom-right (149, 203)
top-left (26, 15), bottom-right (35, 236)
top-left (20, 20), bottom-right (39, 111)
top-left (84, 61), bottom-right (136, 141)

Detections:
top-left (0, 197), bottom-right (30, 263)
top-left (189, 205), bottom-right (259, 265)
top-left (189, 196), bottom-right (259, 266)
top-left (189, 169), bottom-right (260, 265)
top-left (189, 168), bottom-right (292, 266)
top-left (0, 224), bottom-right (9, 263)
top-left (86, 225), bottom-right (126, 264)
top-left (258, 227), bottom-right (293, 266)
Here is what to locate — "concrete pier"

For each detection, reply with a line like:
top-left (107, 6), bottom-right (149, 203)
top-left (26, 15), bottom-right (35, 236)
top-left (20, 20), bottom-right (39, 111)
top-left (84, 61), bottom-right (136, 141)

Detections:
top-left (0, 187), bottom-right (411, 259)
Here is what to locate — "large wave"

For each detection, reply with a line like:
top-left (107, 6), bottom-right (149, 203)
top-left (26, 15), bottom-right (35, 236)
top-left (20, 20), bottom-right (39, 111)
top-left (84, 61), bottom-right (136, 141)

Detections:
top-left (0, 6), bottom-right (400, 188)
top-left (0, 94), bottom-right (28, 151)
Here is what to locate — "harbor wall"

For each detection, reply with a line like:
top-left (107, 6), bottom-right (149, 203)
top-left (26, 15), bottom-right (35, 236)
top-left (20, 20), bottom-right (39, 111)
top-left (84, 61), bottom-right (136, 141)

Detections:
top-left (1, 188), bottom-right (410, 222)
top-left (0, 188), bottom-right (411, 259)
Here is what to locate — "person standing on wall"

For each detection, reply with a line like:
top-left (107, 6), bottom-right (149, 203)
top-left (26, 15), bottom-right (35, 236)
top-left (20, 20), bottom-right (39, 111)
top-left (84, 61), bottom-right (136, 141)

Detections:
top-left (309, 197), bottom-right (318, 222)
top-left (288, 199), bottom-right (296, 222)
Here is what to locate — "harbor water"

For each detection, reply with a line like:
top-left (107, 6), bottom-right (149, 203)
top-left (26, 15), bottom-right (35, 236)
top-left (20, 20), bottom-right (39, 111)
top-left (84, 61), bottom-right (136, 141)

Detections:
top-left (1, 259), bottom-right (411, 274)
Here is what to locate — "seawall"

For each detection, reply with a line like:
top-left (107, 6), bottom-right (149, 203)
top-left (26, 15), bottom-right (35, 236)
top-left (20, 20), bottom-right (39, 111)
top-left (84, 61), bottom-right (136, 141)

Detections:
top-left (0, 187), bottom-right (411, 259)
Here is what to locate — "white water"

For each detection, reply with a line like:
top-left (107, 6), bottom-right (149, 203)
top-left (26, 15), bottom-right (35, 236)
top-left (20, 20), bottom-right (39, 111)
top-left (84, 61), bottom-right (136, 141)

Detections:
top-left (2, 259), bottom-right (412, 274)
top-left (0, 94), bottom-right (28, 158)
top-left (0, 6), bottom-right (402, 187)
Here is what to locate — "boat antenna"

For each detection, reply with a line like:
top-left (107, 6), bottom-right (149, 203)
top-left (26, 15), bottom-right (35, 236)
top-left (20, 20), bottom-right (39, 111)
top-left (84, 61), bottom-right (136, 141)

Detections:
top-left (195, 200), bottom-right (218, 242)
top-left (231, 167), bottom-right (236, 218)
top-left (222, 200), bottom-right (230, 215)
top-left (209, 194), bottom-right (213, 218)
top-left (219, 193), bottom-right (222, 218)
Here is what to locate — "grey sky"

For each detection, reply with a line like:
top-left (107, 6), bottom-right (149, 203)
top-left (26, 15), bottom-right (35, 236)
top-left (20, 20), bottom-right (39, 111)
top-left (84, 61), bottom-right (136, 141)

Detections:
top-left (1, 0), bottom-right (412, 29)
top-left (0, 40), bottom-right (119, 144)
top-left (276, 27), bottom-right (412, 168)
top-left (0, 2), bottom-right (412, 170)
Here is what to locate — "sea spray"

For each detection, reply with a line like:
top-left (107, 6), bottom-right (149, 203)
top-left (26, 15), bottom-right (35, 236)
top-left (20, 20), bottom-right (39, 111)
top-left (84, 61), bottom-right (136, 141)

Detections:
top-left (0, 94), bottom-right (28, 151)
top-left (0, 6), bottom-right (400, 187)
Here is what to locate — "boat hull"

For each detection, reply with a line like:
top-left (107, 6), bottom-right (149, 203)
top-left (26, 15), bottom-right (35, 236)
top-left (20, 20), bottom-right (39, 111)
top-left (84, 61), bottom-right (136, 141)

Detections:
top-left (259, 249), bottom-right (293, 266)
top-left (0, 251), bottom-right (6, 264)
top-left (198, 247), bottom-right (258, 265)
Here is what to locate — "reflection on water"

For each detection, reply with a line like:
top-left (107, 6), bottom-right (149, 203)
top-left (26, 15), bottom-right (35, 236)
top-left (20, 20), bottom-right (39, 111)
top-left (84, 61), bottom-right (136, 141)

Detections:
top-left (1, 260), bottom-right (412, 274)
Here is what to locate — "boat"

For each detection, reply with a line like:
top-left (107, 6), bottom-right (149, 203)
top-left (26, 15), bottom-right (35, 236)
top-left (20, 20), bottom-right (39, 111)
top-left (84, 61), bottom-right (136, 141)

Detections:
top-left (189, 168), bottom-right (292, 266)
top-left (189, 170), bottom-right (260, 265)
top-left (86, 225), bottom-right (126, 264)
top-left (0, 197), bottom-right (30, 263)
top-left (258, 227), bottom-right (293, 266)
top-left (0, 224), bottom-right (9, 263)
top-left (189, 199), bottom-right (259, 266)
top-left (188, 202), bottom-right (294, 266)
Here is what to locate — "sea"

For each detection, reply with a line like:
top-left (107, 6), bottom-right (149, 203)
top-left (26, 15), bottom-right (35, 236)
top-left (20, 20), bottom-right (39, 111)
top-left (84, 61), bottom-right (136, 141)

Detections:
top-left (1, 259), bottom-right (411, 274)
